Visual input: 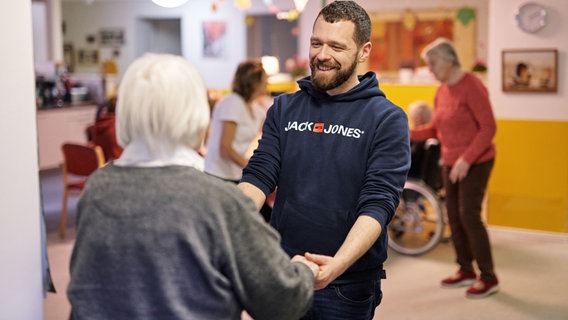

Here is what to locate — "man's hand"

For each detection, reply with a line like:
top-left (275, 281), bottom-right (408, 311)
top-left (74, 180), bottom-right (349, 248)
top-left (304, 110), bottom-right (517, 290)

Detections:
top-left (241, 310), bottom-right (254, 320)
top-left (304, 252), bottom-right (346, 290)
top-left (304, 216), bottom-right (382, 290)
top-left (291, 255), bottom-right (320, 278)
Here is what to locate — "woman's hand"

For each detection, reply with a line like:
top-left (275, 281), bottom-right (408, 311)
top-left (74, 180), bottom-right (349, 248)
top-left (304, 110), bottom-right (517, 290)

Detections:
top-left (304, 252), bottom-right (345, 290)
top-left (450, 157), bottom-right (471, 183)
top-left (291, 255), bottom-right (320, 278)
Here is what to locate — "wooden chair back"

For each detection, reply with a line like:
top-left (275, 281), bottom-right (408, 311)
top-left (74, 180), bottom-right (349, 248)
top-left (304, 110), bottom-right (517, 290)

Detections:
top-left (59, 143), bottom-right (105, 237)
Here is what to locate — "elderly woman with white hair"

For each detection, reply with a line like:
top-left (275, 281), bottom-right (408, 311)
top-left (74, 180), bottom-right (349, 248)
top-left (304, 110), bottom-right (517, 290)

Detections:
top-left (67, 53), bottom-right (318, 320)
top-left (411, 38), bottom-right (499, 299)
top-left (407, 100), bottom-right (437, 183)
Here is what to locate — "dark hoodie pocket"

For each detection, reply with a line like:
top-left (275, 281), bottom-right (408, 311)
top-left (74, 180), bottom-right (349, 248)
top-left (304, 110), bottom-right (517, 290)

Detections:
top-left (277, 199), bottom-right (353, 256)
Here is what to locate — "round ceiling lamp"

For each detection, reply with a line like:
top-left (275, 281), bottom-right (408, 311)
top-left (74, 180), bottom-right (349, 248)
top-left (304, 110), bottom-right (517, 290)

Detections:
top-left (152, 0), bottom-right (189, 8)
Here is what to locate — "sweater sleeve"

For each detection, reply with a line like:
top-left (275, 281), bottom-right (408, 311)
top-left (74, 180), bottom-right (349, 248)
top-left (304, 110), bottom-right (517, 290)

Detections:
top-left (222, 193), bottom-right (314, 320)
top-left (410, 91), bottom-right (439, 142)
top-left (461, 76), bottom-right (497, 164)
top-left (358, 106), bottom-right (411, 229)
top-left (410, 121), bottom-right (437, 142)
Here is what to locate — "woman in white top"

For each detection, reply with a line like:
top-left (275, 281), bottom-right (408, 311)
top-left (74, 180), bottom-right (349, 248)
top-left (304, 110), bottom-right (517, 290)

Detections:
top-left (205, 60), bottom-right (268, 182)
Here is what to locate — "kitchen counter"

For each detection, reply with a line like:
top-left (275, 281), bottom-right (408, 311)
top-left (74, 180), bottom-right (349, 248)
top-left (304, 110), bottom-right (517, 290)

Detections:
top-left (37, 104), bottom-right (98, 170)
top-left (37, 101), bottom-right (98, 111)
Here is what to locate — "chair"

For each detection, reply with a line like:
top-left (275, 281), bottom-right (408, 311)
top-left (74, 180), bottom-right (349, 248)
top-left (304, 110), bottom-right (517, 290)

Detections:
top-left (60, 143), bottom-right (105, 238)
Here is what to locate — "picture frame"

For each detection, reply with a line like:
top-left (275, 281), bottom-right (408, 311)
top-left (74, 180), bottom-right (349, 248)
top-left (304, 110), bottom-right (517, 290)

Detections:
top-left (99, 28), bottom-right (125, 47)
top-left (76, 48), bottom-right (99, 66)
top-left (502, 49), bottom-right (558, 93)
top-left (203, 21), bottom-right (226, 58)
top-left (368, 7), bottom-right (477, 76)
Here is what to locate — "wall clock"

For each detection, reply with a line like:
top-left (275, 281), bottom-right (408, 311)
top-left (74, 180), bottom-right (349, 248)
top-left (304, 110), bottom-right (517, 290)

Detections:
top-left (514, 2), bottom-right (548, 33)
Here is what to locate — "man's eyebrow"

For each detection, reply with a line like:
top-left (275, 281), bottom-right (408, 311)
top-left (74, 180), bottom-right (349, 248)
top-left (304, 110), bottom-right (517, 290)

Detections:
top-left (310, 37), bottom-right (346, 47)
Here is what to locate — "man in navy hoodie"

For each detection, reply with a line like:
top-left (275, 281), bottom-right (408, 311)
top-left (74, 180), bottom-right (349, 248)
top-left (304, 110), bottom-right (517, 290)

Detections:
top-left (239, 1), bottom-right (410, 319)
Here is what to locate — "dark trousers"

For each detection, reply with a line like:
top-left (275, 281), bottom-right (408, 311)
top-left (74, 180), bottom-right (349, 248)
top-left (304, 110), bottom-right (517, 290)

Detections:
top-left (443, 159), bottom-right (496, 280)
top-left (300, 278), bottom-right (382, 320)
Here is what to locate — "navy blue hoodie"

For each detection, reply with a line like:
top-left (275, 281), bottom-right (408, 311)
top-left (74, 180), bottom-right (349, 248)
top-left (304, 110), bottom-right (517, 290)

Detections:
top-left (241, 72), bottom-right (410, 282)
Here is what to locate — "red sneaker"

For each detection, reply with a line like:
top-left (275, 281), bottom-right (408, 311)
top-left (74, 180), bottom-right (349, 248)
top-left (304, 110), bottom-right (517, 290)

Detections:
top-left (440, 270), bottom-right (476, 288)
top-left (466, 278), bottom-right (499, 299)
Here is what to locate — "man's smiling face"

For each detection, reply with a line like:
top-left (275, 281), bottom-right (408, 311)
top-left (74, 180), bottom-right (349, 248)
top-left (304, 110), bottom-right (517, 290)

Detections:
top-left (309, 17), bottom-right (360, 95)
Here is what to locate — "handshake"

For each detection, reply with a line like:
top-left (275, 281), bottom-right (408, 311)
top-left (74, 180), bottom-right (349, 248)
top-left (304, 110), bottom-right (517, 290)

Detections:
top-left (241, 253), bottom-right (335, 320)
top-left (292, 254), bottom-right (320, 278)
top-left (291, 252), bottom-right (344, 291)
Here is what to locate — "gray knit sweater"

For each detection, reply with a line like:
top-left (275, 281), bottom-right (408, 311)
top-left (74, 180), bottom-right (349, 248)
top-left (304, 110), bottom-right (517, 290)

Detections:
top-left (68, 164), bottom-right (314, 320)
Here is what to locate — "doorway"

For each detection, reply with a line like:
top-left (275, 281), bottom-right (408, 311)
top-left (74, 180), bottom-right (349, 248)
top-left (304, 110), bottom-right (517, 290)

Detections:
top-left (246, 14), bottom-right (298, 73)
top-left (136, 18), bottom-right (182, 56)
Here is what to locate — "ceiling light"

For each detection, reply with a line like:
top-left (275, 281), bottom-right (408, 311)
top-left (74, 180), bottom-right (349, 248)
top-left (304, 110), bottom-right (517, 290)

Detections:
top-left (261, 56), bottom-right (280, 76)
top-left (151, 0), bottom-right (189, 8)
top-left (293, 0), bottom-right (308, 12)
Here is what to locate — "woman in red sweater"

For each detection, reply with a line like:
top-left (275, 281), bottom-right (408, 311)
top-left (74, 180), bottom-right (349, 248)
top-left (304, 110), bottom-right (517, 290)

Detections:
top-left (412, 38), bottom-right (498, 299)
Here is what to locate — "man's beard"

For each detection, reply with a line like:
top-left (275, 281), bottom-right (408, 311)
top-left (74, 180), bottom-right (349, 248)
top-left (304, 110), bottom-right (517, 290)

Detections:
top-left (310, 57), bottom-right (358, 91)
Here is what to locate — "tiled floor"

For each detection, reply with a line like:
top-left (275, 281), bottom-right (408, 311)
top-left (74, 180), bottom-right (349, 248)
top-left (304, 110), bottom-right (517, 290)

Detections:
top-left (41, 169), bottom-right (568, 320)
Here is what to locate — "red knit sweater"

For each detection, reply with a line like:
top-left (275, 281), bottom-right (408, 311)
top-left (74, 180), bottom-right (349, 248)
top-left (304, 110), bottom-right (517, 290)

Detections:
top-left (411, 73), bottom-right (496, 166)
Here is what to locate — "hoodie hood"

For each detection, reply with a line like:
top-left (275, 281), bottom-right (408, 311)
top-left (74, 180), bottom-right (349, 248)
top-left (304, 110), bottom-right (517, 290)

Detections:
top-left (297, 71), bottom-right (385, 102)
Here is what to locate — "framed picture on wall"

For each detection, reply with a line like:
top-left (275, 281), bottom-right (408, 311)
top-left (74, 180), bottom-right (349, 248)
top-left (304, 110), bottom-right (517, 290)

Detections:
top-left (502, 49), bottom-right (558, 93)
top-left (76, 49), bottom-right (99, 67)
top-left (100, 28), bottom-right (125, 46)
top-left (203, 21), bottom-right (226, 58)
top-left (368, 7), bottom-right (477, 76)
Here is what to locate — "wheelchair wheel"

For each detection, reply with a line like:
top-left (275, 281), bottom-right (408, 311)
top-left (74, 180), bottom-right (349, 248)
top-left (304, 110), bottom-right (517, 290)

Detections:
top-left (388, 179), bottom-right (444, 256)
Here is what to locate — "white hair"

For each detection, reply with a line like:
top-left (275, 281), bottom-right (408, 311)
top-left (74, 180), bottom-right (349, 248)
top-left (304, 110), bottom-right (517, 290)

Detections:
top-left (421, 37), bottom-right (461, 67)
top-left (116, 53), bottom-right (210, 155)
top-left (408, 100), bottom-right (432, 127)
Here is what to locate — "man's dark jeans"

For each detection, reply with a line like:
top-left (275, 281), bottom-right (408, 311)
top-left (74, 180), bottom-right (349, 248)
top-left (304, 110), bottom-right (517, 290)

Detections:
top-left (301, 278), bottom-right (382, 320)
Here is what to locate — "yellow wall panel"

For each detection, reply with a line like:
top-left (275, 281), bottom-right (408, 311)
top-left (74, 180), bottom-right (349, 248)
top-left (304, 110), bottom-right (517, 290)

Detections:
top-left (268, 81), bottom-right (297, 94)
top-left (488, 194), bottom-right (567, 232)
top-left (381, 84), bottom-right (437, 111)
top-left (488, 119), bottom-right (568, 233)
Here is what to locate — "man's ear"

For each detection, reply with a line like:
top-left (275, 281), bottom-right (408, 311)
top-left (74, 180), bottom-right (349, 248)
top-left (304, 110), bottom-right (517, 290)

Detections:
top-left (358, 41), bottom-right (372, 63)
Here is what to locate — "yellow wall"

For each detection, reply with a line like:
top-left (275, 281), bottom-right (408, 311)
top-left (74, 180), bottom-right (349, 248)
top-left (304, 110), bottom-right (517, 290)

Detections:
top-left (489, 120), bottom-right (568, 233)
top-left (268, 82), bottom-right (297, 94)
top-left (382, 84), bottom-right (568, 234)
top-left (382, 84), bottom-right (437, 112)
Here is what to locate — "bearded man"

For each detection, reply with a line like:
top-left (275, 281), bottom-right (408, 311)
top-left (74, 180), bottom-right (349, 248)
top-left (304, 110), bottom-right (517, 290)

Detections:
top-left (239, 1), bottom-right (410, 319)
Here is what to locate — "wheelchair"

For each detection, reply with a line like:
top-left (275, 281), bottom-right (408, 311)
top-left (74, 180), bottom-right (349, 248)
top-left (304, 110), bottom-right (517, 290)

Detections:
top-left (388, 139), bottom-right (447, 256)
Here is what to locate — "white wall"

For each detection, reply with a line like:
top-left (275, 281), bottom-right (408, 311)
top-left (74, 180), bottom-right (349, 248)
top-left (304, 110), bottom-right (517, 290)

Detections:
top-left (488, 0), bottom-right (567, 121)
top-left (32, 2), bottom-right (49, 63)
top-left (0, 1), bottom-right (44, 319)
